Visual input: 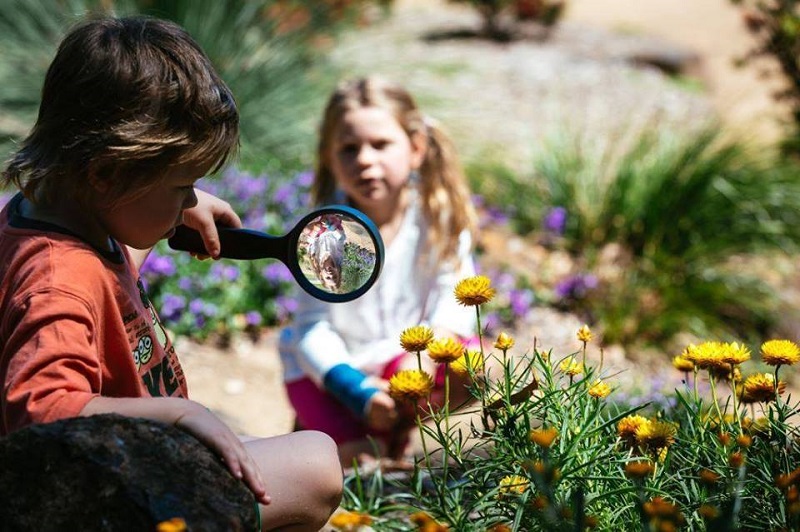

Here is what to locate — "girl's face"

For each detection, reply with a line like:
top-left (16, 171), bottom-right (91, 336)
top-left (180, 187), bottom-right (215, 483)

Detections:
top-left (328, 106), bottom-right (425, 212)
top-left (96, 162), bottom-right (206, 250)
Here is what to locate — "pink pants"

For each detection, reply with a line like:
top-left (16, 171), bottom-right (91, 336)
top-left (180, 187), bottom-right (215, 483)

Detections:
top-left (286, 353), bottom-right (445, 446)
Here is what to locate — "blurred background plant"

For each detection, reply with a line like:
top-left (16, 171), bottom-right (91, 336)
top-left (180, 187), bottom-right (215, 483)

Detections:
top-left (469, 127), bottom-right (800, 347)
top-left (0, 0), bottom-right (392, 171)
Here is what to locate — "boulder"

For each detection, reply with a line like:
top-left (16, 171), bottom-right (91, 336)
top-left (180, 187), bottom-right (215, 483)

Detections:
top-left (0, 414), bottom-right (257, 531)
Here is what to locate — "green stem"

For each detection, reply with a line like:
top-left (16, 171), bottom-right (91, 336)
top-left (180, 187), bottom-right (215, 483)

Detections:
top-left (709, 373), bottom-right (724, 426)
top-left (730, 365), bottom-right (742, 435)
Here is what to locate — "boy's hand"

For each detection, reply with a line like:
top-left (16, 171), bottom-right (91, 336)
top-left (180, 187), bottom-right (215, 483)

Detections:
top-left (182, 189), bottom-right (242, 259)
top-left (174, 401), bottom-right (271, 505)
top-left (365, 391), bottom-right (398, 432)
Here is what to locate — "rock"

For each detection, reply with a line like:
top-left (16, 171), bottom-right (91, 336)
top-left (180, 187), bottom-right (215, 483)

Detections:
top-left (0, 414), bottom-right (258, 532)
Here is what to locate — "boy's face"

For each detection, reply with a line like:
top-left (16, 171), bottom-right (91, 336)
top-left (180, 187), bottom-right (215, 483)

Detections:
top-left (97, 162), bottom-right (208, 250)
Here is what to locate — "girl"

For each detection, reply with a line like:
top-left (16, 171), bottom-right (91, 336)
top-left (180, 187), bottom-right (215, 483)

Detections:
top-left (279, 76), bottom-right (479, 465)
top-left (0, 16), bottom-right (341, 530)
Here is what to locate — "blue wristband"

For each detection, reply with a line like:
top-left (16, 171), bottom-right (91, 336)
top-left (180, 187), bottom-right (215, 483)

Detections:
top-left (323, 364), bottom-right (379, 418)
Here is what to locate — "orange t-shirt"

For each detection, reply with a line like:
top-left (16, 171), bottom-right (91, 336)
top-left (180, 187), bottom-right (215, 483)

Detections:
top-left (0, 194), bottom-right (188, 435)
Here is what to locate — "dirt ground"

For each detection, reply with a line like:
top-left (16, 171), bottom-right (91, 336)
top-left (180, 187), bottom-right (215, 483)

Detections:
top-left (179, 0), bottom-right (789, 439)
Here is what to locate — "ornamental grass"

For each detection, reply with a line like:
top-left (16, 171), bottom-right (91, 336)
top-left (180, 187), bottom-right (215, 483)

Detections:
top-left (336, 276), bottom-right (800, 531)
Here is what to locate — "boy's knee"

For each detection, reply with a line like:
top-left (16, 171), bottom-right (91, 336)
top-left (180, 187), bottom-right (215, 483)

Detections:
top-left (300, 430), bottom-right (343, 503)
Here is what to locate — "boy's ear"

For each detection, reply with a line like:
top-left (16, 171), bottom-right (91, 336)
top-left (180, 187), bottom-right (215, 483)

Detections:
top-left (87, 166), bottom-right (110, 194)
top-left (410, 131), bottom-right (428, 170)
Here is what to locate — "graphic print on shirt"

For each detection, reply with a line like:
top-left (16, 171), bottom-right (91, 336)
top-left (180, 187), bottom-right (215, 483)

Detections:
top-left (124, 278), bottom-right (186, 397)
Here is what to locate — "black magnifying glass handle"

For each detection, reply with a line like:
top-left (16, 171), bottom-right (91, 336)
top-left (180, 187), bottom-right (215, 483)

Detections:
top-left (168, 225), bottom-right (287, 260)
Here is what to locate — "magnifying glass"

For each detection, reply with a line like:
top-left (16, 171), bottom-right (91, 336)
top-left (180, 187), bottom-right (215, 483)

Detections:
top-left (168, 205), bottom-right (384, 303)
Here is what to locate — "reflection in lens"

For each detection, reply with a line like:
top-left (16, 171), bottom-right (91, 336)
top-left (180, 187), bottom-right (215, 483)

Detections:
top-left (297, 213), bottom-right (377, 295)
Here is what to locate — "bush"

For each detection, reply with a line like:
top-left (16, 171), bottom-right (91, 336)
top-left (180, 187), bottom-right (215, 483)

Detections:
top-left (334, 276), bottom-right (800, 531)
top-left (469, 128), bottom-right (800, 345)
top-left (0, 0), bottom-right (383, 170)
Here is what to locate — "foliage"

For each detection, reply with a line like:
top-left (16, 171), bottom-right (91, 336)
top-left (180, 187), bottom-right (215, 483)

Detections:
top-left (0, 0), bottom-right (385, 171)
top-left (334, 278), bottom-right (800, 531)
top-left (468, 128), bottom-right (800, 345)
top-left (730, 0), bottom-right (800, 156)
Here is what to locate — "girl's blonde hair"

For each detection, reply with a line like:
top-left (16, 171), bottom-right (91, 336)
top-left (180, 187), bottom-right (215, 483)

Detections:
top-left (314, 76), bottom-right (477, 264)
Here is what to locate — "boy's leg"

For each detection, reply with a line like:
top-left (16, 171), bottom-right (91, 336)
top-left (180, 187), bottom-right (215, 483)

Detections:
top-left (245, 431), bottom-right (342, 531)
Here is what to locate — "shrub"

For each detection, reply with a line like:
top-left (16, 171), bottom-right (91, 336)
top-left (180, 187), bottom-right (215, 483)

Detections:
top-left (335, 276), bottom-right (800, 531)
top-left (0, 0), bottom-right (383, 170)
top-left (469, 128), bottom-right (800, 345)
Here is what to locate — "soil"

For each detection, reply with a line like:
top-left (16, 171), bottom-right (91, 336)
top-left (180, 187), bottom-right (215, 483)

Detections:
top-left (179, 0), bottom-right (789, 440)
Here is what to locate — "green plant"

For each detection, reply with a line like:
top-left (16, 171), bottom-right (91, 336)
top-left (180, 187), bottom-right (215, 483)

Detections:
top-left (332, 276), bottom-right (800, 531)
top-left (0, 0), bottom-right (380, 171)
top-left (471, 128), bottom-right (800, 345)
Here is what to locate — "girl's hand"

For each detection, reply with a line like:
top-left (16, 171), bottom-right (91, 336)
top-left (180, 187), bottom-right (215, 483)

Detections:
top-left (182, 189), bottom-right (242, 259)
top-left (365, 391), bottom-right (398, 432)
top-left (174, 401), bottom-right (271, 505)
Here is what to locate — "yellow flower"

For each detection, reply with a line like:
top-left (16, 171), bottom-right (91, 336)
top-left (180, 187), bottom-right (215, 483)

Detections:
top-left (388, 369), bottom-right (433, 402)
top-left (156, 519), bottom-right (187, 532)
top-left (672, 353), bottom-right (694, 372)
top-left (494, 331), bottom-right (515, 351)
top-left (761, 339), bottom-right (800, 366)
top-left (497, 474), bottom-right (529, 496)
top-left (588, 380), bottom-right (611, 399)
top-left (577, 324), bottom-right (593, 344)
top-left (685, 341), bottom-right (730, 372)
top-left (624, 460), bottom-right (654, 479)
top-left (399, 325), bottom-right (433, 353)
top-left (721, 342), bottom-right (751, 366)
top-left (529, 427), bottom-right (559, 448)
top-left (427, 337), bottom-right (465, 364)
top-left (450, 349), bottom-right (484, 376)
top-left (739, 372), bottom-right (784, 403)
top-left (636, 420), bottom-right (677, 451)
top-left (329, 510), bottom-right (373, 530)
top-left (559, 357), bottom-right (583, 376)
top-left (454, 275), bottom-right (495, 306)
top-left (617, 415), bottom-right (649, 446)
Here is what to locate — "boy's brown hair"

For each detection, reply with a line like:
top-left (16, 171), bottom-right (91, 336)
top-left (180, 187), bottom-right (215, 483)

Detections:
top-left (3, 16), bottom-right (239, 208)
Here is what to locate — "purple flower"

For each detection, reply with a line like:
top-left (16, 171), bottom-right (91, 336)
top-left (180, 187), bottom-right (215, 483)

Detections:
top-left (245, 311), bottom-right (263, 327)
top-left (509, 289), bottom-right (534, 318)
top-left (189, 298), bottom-right (205, 315)
top-left (554, 273), bottom-right (598, 300)
top-left (178, 277), bottom-right (194, 291)
top-left (222, 265), bottom-right (239, 282)
top-left (141, 254), bottom-right (176, 278)
top-left (276, 295), bottom-right (299, 321)
top-left (295, 170), bottom-right (314, 188)
top-left (262, 263), bottom-right (292, 284)
top-left (543, 206), bottom-right (567, 235)
top-left (160, 293), bottom-right (186, 322)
